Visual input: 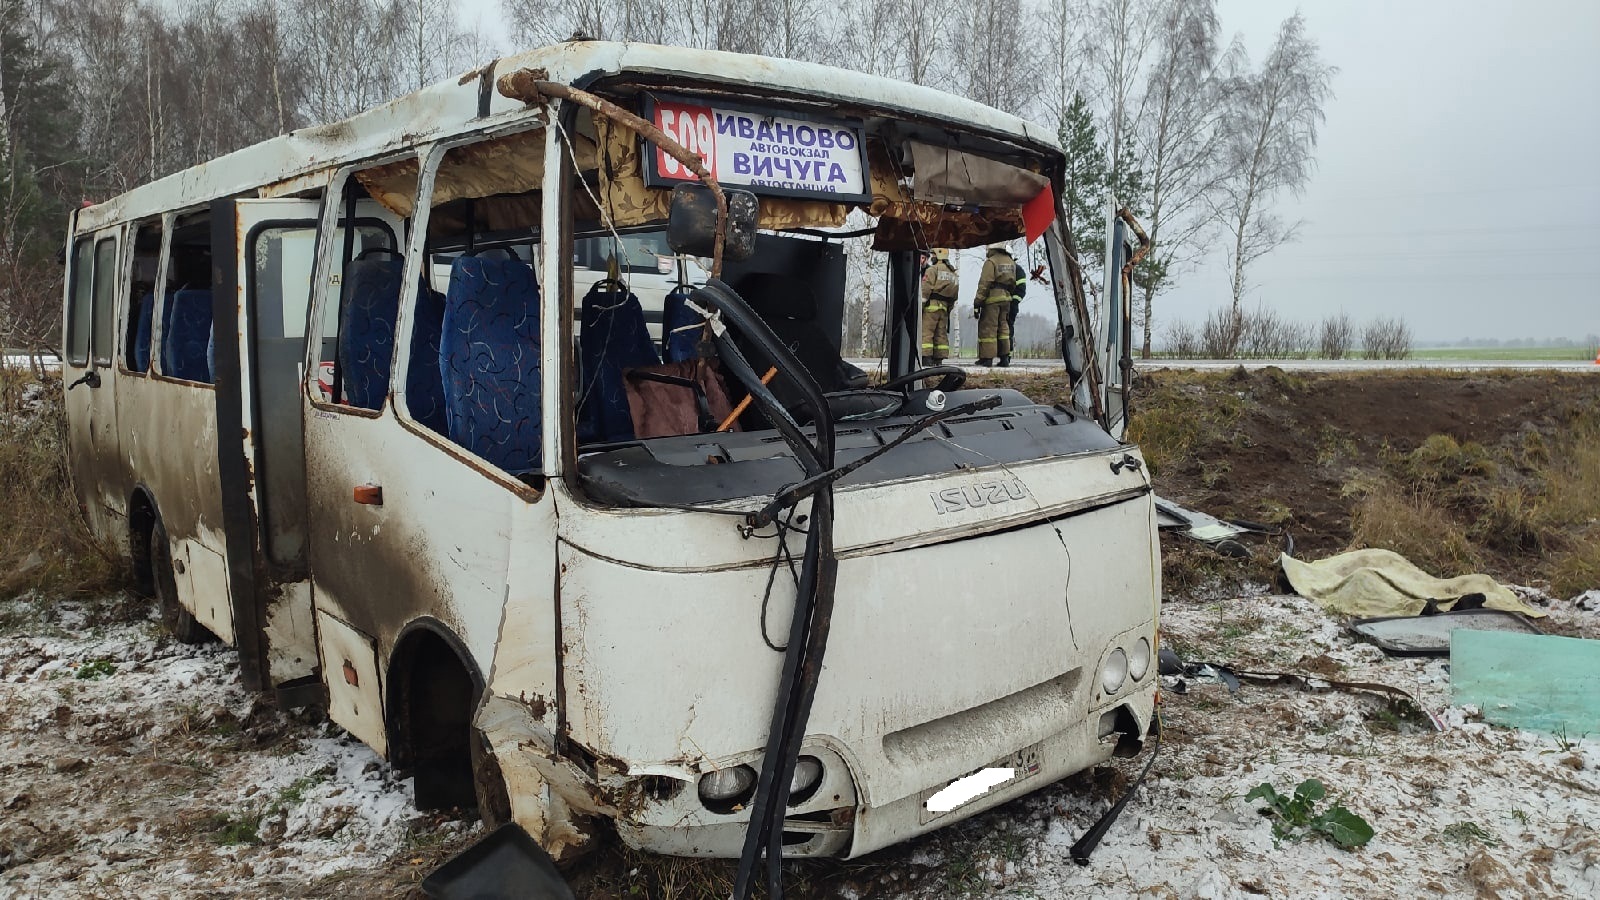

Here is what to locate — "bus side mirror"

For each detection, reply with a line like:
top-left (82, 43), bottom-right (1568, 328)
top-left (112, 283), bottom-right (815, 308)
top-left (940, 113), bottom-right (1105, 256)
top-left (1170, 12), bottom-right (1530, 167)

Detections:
top-left (666, 184), bottom-right (758, 261)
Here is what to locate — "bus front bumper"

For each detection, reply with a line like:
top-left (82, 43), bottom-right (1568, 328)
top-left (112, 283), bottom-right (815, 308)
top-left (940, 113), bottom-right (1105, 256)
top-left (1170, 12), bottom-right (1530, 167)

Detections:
top-left (612, 684), bottom-right (1156, 860)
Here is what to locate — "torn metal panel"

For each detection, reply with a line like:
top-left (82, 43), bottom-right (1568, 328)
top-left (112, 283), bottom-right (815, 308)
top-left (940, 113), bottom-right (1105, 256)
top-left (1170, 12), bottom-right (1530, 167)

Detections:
top-left (315, 610), bottom-right (387, 755)
top-left (905, 140), bottom-right (1048, 206)
top-left (1352, 609), bottom-right (1543, 656)
top-left (264, 580), bottom-right (318, 683)
top-left (1154, 496), bottom-right (1251, 544)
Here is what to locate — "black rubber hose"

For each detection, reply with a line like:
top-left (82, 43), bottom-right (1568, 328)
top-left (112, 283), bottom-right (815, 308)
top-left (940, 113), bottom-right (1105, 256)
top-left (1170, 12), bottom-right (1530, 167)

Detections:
top-left (697, 280), bottom-right (839, 900)
top-left (764, 494), bottom-right (835, 896)
top-left (692, 279), bottom-right (834, 463)
top-left (710, 329), bottom-right (822, 475)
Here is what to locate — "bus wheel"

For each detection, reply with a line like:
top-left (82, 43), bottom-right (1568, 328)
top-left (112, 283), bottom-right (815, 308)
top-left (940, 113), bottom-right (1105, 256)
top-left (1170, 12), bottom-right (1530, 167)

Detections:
top-left (150, 520), bottom-right (210, 645)
top-left (471, 726), bottom-right (513, 828)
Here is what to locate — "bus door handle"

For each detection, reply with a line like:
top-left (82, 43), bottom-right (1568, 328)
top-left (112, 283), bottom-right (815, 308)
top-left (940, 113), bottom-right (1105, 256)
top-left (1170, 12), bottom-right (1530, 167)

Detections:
top-left (353, 484), bottom-right (383, 505)
top-left (67, 370), bottom-right (101, 391)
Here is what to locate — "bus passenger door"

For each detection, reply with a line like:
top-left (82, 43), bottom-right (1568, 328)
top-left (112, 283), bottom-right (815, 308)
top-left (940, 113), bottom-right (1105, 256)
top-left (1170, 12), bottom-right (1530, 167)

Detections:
top-left (63, 226), bottom-right (127, 537)
top-left (226, 198), bottom-right (329, 694)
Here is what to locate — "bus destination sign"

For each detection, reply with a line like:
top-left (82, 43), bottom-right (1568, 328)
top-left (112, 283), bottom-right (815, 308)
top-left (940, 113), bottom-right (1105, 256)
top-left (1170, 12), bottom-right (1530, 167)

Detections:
top-left (643, 96), bottom-right (870, 203)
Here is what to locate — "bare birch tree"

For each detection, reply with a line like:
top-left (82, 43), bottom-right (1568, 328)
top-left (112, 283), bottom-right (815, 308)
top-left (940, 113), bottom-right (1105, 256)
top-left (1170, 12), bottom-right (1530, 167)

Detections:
top-left (1039, 0), bottom-right (1091, 131)
top-left (1213, 13), bottom-right (1335, 315)
top-left (953, 0), bottom-right (1033, 115)
top-left (899, 0), bottom-right (947, 85)
top-left (1083, 0), bottom-right (1158, 189)
top-left (1132, 0), bottom-right (1238, 357)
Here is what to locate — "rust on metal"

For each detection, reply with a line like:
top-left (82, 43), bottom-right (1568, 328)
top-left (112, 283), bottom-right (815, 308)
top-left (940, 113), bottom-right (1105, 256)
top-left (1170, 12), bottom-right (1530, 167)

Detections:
top-left (1116, 207), bottom-right (1152, 277)
top-left (495, 69), bottom-right (732, 277)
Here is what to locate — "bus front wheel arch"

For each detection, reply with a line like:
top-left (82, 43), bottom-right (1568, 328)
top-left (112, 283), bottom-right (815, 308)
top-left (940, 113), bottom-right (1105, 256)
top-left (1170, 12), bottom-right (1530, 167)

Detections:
top-left (388, 626), bottom-right (509, 821)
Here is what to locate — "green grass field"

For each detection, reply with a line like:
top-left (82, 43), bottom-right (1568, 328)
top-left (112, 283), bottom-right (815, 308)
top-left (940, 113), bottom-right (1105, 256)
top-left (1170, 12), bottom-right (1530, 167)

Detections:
top-left (1412, 346), bottom-right (1598, 361)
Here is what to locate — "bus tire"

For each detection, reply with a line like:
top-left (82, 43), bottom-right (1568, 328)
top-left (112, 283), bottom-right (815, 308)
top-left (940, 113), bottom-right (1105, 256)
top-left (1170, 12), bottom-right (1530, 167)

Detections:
top-left (471, 725), bottom-right (513, 828)
top-left (150, 520), bottom-right (210, 645)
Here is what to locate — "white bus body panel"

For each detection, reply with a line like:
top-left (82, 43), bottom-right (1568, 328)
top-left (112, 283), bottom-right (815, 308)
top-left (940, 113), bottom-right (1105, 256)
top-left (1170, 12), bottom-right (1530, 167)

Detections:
top-left (534, 447), bottom-right (1157, 856)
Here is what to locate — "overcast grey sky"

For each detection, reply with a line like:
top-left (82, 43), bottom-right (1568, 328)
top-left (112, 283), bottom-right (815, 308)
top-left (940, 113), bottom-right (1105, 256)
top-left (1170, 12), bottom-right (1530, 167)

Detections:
top-left (1175, 0), bottom-right (1600, 342)
top-left (456, 0), bottom-right (1599, 342)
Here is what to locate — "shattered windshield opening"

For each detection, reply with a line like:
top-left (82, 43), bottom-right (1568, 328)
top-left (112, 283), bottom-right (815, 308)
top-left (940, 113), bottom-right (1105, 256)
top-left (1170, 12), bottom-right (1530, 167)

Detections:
top-left (562, 87), bottom-right (1113, 506)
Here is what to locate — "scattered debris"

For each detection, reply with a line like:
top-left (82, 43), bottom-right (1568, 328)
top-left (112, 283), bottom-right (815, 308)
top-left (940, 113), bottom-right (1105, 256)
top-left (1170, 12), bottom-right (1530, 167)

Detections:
top-left (1155, 495), bottom-right (1292, 561)
top-left (422, 824), bottom-right (575, 900)
top-left (1351, 609), bottom-right (1543, 656)
top-left (1450, 629), bottom-right (1600, 735)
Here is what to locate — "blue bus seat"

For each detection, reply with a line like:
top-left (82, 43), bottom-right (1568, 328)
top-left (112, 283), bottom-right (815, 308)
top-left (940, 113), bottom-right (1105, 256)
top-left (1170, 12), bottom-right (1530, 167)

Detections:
top-left (441, 257), bottom-right (542, 474)
top-left (660, 285), bottom-right (704, 363)
top-left (163, 288), bottom-right (214, 383)
top-left (131, 292), bottom-right (155, 372)
top-left (578, 281), bottom-right (659, 443)
top-left (337, 257), bottom-right (405, 410)
top-left (407, 284), bottom-right (449, 435)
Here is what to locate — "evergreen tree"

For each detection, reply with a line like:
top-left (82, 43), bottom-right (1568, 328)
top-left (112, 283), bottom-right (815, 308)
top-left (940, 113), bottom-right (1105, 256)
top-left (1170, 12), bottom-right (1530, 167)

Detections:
top-left (1058, 91), bottom-right (1105, 257)
top-left (1058, 91), bottom-right (1146, 287)
top-left (0, 12), bottom-right (84, 347)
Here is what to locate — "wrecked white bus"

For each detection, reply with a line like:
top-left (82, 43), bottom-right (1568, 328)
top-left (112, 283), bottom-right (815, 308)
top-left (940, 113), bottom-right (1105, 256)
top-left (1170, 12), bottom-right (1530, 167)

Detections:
top-left (61, 41), bottom-right (1158, 885)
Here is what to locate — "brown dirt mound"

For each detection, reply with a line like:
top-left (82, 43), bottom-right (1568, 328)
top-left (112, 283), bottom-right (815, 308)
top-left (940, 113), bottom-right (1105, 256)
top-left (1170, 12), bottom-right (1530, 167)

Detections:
top-left (975, 367), bottom-right (1600, 590)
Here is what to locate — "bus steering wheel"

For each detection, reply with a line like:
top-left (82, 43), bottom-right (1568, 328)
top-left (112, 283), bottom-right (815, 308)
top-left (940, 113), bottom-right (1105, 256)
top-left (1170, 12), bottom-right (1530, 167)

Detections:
top-left (877, 366), bottom-right (966, 394)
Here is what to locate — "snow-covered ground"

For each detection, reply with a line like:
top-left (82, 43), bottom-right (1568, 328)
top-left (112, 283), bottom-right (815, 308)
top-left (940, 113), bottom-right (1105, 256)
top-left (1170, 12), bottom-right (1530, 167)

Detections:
top-left (3, 588), bottom-right (1597, 899)
top-left (0, 595), bottom-right (476, 898)
top-left (838, 586), bottom-right (1600, 900)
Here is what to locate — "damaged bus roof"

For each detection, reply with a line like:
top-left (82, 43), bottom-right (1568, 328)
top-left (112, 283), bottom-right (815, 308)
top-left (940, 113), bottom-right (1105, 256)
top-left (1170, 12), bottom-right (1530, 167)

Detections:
top-left (76, 41), bottom-right (1061, 233)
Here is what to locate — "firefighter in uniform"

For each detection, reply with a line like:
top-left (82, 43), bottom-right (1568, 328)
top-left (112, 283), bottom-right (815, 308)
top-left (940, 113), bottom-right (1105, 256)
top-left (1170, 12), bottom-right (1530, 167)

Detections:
top-left (919, 248), bottom-right (958, 366)
top-left (974, 242), bottom-right (1018, 366)
top-left (1003, 260), bottom-right (1027, 367)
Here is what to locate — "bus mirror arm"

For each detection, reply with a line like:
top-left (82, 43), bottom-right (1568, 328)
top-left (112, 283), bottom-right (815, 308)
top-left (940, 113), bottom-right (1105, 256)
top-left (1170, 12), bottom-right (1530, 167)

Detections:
top-left (496, 71), bottom-right (735, 278)
top-left (745, 394), bottom-right (1003, 531)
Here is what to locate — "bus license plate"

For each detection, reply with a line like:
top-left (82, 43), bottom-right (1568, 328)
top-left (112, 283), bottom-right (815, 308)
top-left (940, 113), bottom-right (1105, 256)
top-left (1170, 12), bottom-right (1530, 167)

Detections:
top-left (919, 743), bottom-right (1043, 824)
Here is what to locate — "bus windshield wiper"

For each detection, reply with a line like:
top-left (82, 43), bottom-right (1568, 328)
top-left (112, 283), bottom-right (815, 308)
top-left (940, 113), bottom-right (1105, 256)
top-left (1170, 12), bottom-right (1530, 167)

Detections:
top-left (745, 394), bottom-right (1003, 530)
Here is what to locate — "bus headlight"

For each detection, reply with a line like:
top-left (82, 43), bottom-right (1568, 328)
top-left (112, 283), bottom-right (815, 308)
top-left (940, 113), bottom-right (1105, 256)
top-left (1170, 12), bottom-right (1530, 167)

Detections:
top-left (1128, 637), bottom-right (1152, 682)
top-left (789, 756), bottom-right (823, 803)
top-left (1101, 648), bottom-right (1128, 695)
top-left (699, 765), bottom-right (758, 805)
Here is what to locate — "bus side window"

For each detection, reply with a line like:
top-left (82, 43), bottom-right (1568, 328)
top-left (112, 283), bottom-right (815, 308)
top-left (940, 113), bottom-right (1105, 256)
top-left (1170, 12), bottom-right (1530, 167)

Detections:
top-left (159, 213), bottom-right (216, 384)
top-left (422, 134), bottom-right (544, 476)
top-left (316, 174), bottom-right (400, 410)
top-left (66, 239), bottom-right (94, 367)
top-left (90, 237), bottom-right (118, 366)
top-left (124, 220), bottom-right (163, 373)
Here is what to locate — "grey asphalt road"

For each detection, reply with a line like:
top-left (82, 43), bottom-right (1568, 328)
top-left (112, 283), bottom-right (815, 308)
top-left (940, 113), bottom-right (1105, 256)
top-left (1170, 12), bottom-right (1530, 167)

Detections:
top-left (847, 357), bottom-right (1600, 374)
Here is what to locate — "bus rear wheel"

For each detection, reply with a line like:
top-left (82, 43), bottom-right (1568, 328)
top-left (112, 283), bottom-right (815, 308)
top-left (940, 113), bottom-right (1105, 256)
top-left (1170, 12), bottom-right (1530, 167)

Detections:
top-left (150, 520), bottom-right (211, 645)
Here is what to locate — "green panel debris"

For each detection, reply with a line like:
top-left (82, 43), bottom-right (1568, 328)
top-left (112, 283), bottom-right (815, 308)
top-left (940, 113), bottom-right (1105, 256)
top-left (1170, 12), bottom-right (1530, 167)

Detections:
top-left (1451, 630), bottom-right (1600, 735)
